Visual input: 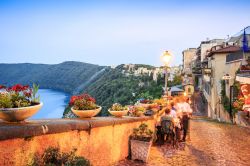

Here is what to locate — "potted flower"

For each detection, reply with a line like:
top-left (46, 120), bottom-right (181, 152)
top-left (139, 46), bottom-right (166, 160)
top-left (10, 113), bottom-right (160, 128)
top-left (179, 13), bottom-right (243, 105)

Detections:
top-left (128, 106), bottom-right (146, 117)
top-left (138, 99), bottom-right (153, 109)
top-left (70, 93), bottom-right (101, 118)
top-left (153, 98), bottom-right (167, 107)
top-left (130, 123), bottom-right (153, 162)
top-left (0, 84), bottom-right (42, 122)
top-left (108, 103), bottom-right (128, 117)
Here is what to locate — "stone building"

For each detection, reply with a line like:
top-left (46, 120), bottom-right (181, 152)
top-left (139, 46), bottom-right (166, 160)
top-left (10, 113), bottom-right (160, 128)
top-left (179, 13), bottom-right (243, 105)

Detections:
top-left (182, 48), bottom-right (197, 74)
top-left (192, 39), bottom-right (225, 90)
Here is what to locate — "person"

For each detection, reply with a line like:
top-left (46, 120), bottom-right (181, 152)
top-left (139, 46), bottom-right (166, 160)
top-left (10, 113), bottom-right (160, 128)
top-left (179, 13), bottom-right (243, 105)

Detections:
top-left (155, 106), bottom-right (166, 145)
top-left (181, 97), bottom-right (193, 142)
top-left (170, 100), bottom-right (182, 142)
top-left (160, 107), bottom-right (175, 145)
top-left (172, 97), bottom-right (183, 141)
top-left (174, 97), bottom-right (183, 119)
top-left (161, 107), bottom-right (173, 121)
top-left (170, 101), bottom-right (177, 118)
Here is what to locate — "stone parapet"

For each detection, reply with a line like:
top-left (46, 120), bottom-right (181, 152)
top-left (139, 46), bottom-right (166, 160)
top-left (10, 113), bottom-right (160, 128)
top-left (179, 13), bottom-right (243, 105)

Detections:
top-left (0, 116), bottom-right (155, 166)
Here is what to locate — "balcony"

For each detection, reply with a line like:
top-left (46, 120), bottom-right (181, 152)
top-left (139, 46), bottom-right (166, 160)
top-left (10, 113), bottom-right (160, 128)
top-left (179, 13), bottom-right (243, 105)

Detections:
top-left (192, 67), bottom-right (202, 75)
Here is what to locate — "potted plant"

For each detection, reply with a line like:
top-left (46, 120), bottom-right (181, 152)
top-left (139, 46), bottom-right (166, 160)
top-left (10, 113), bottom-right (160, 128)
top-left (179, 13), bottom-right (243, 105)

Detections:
top-left (138, 99), bottom-right (153, 109)
top-left (130, 123), bottom-right (153, 162)
top-left (153, 98), bottom-right (167, 107)
top-left (108, 103), bottom-right (128, 117)
top-left (128, 106), bottom-right (146, 117)
top-left (70, 93), bottom-right (101, 118)
top-left (0, 84), bottom-right (42, 122)
top-left (137, 92), bottom-right (154, 108)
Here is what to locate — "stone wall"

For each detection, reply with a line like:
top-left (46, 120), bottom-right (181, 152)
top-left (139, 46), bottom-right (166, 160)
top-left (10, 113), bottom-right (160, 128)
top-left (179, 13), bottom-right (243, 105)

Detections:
top-left (0, 117), bottom-right (155, 166)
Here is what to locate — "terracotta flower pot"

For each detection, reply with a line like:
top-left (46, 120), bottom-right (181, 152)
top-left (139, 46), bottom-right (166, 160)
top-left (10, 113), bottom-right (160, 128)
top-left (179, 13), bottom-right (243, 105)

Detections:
top-left (71, 106), bottom-right (101, 118)
top-left (139, 103), bottom-right (151, 109)
top-left (108, 109), bottom-right (128, 117)
top-left (131, 139), bottom-right (152, 162)
top-left (0, 103), bottom-right (43, 122)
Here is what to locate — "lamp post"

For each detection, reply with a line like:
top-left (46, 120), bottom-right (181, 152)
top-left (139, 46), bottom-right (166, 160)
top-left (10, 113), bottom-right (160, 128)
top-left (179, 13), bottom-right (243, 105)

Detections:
top-left (161, 51), bottom-right (172, 96)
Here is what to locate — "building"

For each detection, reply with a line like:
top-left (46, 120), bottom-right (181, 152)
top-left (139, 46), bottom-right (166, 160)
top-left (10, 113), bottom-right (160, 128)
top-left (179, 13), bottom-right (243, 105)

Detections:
top-left (168, 65), bottom-right (182, 81)
top-left (192, 39), bottom-right (225, 90)
top-left (200, 39), bottom-right (225, 61)
top-left (204, 45), bottom-right (247, 122)
top-left (182, 48), bottom-right (197, 74)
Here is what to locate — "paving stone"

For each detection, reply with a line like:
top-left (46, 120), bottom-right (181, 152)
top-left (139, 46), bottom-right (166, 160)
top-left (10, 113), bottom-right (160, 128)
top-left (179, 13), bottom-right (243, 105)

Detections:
top-left (115, 116), bottom-right (250, 166)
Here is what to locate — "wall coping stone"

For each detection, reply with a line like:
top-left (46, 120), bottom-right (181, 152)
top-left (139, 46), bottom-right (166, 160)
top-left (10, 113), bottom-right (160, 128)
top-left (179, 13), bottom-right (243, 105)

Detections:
top-left (0, 116), bottom-right (153, 141)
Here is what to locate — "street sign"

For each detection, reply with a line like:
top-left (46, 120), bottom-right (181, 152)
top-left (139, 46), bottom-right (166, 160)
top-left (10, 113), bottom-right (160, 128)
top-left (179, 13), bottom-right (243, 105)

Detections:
top-left (203, 68), bottom-right (212, 74)
top-left (222, 75), bottom-right (232, 80)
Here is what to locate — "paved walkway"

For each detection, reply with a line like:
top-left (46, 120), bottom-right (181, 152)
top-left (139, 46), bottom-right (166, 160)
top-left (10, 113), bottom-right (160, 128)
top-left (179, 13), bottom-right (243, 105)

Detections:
top-left (116, 117), bottom-right (250, 166)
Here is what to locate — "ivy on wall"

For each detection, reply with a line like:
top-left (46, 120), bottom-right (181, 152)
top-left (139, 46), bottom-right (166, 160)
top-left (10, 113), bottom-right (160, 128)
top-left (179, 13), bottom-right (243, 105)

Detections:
top-left (220, 80), bottom-right (230, 113)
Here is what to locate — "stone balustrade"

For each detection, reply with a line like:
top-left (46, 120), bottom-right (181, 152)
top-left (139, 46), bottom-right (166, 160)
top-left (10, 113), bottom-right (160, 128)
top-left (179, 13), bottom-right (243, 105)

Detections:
top-left (0, 116), bottom-right (155, 166)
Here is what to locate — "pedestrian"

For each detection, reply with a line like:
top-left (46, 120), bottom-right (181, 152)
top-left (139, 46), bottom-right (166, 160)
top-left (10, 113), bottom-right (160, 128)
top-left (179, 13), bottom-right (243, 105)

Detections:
top-left (170, 101), bottom-right (177, 118)
top-left (160, 107), bottom-right (175, 145)
top-left (174, 97), bottom-right (183, 119)
top-left (155, 106), bottom-right (166, 145)
top-left (171, 98), bottom-right (183, 141)
top-left (181, 97), bottom-right (193, 142)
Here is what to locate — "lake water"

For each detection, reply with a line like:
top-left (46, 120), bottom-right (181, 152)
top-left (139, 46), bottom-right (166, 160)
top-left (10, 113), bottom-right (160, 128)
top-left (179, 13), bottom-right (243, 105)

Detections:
top-left (31, 89), bottom-right (70, 119)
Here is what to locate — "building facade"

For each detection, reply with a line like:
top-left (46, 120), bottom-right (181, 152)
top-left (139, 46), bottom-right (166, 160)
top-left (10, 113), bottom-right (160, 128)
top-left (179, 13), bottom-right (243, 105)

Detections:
top-left (204, 45), bottom-right (246, 122)
top-left (182, 48), bottom-right (197, 74)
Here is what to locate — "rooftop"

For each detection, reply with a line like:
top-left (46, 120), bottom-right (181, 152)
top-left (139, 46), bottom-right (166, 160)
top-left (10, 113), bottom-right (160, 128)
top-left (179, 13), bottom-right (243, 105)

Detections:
top-left (207, 45), bottom-right (241, 57)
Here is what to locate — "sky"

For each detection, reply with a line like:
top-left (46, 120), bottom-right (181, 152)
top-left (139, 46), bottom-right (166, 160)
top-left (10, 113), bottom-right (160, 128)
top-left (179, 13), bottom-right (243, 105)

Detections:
top-left (0, 0), bottom-right (250, 67)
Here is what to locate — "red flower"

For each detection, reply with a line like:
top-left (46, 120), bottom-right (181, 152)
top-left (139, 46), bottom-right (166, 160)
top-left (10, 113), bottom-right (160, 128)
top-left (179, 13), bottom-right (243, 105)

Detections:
top-left (81, 94), bottom-right (96, 103)
top-left (23, 85), bottom-right (30, 90)
top-left (11, 84), bottom-right (25, 92)
top-left (0, 85), bottom-right (6, 89)
top-left (10, 84), bottom-right (31, 92)
top-left (69, 93), bottom-right (96, 106)
top-left (69, 96), bottom-right (79, 106)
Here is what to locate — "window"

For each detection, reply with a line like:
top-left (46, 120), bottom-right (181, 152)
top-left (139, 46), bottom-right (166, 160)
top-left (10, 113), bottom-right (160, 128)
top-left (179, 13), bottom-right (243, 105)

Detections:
top-left (226, 51), bottom-right (243, 63)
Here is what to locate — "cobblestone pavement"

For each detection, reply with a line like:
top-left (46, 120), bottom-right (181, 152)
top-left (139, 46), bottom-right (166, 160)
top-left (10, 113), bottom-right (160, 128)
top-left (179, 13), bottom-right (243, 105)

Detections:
top-left (116, 117), bottom-right (250, 166)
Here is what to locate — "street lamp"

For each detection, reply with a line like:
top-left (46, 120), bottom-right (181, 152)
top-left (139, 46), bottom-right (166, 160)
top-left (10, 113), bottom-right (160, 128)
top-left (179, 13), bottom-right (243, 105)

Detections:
top-left (161, 51), bottom-right (172, 96)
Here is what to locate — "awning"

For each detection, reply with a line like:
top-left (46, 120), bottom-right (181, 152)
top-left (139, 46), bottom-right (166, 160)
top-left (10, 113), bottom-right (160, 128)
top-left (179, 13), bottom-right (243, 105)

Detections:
top-left (170, 87), bottom-right (184, 92)
top-left (236, 73), bottom-right (250, 84)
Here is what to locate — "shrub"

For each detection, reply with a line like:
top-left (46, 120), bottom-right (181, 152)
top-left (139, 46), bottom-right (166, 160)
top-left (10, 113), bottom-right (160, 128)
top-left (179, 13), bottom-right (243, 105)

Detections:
top-left (28, 147), bottom-right (91, 166)
top-left (131, 123), bottom-right (153, 142)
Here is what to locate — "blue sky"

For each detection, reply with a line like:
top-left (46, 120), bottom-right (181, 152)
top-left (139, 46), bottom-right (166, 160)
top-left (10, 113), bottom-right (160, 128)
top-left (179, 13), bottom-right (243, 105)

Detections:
top-left (0, 0), bottom-right (249, 66)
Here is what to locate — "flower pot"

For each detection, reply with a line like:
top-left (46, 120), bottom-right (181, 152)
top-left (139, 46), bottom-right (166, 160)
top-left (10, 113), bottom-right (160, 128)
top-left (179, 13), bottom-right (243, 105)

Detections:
top-left (0, 103), bottom-right (43, 122)
top-left (108, 109), bottom-right (128, 117)
top-left (71, 106), bottom-right (101, 118)
top-left (139, 103), bottom-right (151, 109)
top-left (137, 111), bottom-right (145, 117)
top-left (130, 139), bottom-right (152, 162)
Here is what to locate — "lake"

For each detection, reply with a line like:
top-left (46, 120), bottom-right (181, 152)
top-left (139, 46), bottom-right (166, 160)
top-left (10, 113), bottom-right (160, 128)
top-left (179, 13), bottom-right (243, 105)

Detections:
top-left (31, 89), bottom-right (70, 119)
